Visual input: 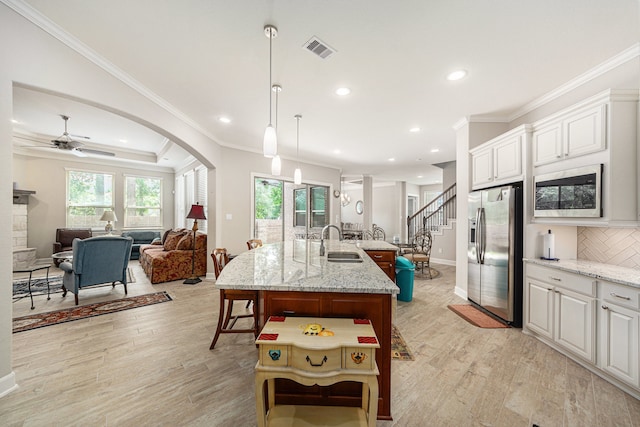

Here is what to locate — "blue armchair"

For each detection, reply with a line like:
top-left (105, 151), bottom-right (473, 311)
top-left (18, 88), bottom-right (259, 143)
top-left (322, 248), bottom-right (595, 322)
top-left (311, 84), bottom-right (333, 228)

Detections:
top-left (60, 236), bottom-right (133, 305)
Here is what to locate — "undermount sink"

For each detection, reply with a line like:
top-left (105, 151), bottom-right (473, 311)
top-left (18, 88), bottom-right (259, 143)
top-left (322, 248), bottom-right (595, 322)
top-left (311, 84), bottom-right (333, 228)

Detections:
top-left (327, 251), bottom-right (363, 263)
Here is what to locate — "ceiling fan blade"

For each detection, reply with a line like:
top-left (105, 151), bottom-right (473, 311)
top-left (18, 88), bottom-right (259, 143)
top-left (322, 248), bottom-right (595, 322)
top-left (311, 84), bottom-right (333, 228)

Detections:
top-left (77, 147), bottom-right (116, 157)
top-left (71, 148), bottom-right (88, 157)
top-left (70, 133), bottom-right (91, 140)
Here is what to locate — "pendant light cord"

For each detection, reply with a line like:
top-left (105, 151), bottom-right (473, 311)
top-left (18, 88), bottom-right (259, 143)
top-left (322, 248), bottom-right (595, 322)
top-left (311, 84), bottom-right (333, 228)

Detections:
top-left (269, 29), bottom-right (273, 126)
top-left (296, 115), bottom-right (300, 165)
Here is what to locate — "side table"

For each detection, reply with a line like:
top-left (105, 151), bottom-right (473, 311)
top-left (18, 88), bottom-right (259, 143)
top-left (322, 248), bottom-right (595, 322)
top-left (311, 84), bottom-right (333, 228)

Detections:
top-left (255, 316), bottom-right (380, 427)
top-left (52, 250), bottom-right (73, 267)
top-left (13, 264), bottom-right (51, 309)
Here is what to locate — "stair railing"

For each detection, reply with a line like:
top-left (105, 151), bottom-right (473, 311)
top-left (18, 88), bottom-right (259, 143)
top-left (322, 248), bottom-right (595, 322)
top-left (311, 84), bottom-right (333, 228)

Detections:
top-left (407, 183), bottom-right (456, 242)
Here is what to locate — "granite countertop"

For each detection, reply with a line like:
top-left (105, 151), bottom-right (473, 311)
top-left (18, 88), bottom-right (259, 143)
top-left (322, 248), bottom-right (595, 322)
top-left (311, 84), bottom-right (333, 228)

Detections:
top-left (524, 258), bottom-right (640, 289)
top-left (216, 240), bottom-right (399, 294)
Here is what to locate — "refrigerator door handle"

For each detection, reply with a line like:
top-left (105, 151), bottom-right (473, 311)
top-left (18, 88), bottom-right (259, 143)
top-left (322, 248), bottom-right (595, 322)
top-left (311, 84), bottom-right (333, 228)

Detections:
top-left (479, 207), bottom-right (486, 264)
top-left (475, 208), bottom-right (482, 263)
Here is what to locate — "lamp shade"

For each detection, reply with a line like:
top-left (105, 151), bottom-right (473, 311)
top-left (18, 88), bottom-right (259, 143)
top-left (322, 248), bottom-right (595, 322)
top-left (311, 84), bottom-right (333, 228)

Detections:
top-left (100, 210), bottom-right (117, 222)
top-left (294, 168), bottom-right (302, 185)
top-left (186, 203), bottom-right (206, 220)
top-left (271, 155), bottom-right (281, 176)
top-left (263, 125), bottom-right (277, 158)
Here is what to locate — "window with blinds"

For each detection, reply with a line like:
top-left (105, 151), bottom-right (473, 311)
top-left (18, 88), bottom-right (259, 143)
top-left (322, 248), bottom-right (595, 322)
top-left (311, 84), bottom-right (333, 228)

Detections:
top-left (178, 167), bottom-right (208, 233)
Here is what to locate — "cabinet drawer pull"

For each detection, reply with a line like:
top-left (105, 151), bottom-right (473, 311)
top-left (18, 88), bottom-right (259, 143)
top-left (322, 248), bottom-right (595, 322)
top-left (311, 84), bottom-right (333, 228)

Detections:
top-left (373, 255), bottom-right (382, 259)
top-left (550, 276), bottom-right (562, 282)
top-left (306, 355), bottom-right (328, 367)
top-left (602, 305), bottom-right (609, 310)
top-left (610, 292), bottom-right (631, 301)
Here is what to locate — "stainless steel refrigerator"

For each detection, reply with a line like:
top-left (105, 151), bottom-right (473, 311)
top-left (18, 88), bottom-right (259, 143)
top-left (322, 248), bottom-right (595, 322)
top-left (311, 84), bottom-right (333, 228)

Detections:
top-left (468, 184), bottom-right (523, 327)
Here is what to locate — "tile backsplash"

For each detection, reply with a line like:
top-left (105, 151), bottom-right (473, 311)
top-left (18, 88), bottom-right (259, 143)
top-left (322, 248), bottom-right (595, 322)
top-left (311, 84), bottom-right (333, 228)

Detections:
top-left (577, 227), bottom-right (640, 269)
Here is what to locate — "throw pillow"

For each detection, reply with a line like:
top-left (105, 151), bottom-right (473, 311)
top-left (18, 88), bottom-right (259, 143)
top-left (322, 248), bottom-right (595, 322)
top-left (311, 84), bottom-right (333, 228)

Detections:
top-left (161, 229), bottom-right (172, 244)
top-left (163, 231), bottom-right (186, 251)
top-left (176, 233), bottom-right (194, 250)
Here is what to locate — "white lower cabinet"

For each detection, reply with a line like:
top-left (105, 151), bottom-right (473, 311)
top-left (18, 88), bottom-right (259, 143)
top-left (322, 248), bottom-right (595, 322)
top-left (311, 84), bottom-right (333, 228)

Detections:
top-left (526, 262), bottom-right (640, 397)
top-left (555, 288), bottom-right (595, 362)
top-left (598, 281), bottom-right (640, 388)
top-left (526, 277), bottom-right (595, 362)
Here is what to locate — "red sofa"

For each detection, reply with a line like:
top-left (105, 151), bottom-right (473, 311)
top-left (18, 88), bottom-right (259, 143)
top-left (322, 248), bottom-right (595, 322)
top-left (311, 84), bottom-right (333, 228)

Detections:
top-left (139, 229), bottom-right (207, 284)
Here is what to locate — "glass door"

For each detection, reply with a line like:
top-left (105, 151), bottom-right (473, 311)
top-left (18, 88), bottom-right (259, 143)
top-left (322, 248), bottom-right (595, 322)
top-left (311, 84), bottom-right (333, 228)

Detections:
top-left (255, 177), bottom-right (329, 243)
top-left (254, 178), bottom-right (283, 244)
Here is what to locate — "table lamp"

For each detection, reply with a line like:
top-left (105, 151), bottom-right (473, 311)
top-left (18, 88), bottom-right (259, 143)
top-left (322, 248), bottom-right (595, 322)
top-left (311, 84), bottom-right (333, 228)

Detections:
top-left (184, 202), bottom-right (206, 284)
top-left (100, 210), bottom-right (117, 235)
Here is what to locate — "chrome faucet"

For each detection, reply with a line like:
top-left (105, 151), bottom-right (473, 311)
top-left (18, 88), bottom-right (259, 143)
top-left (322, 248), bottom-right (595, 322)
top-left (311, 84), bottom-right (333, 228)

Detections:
top-left (319, 224), bottom-right (343, 256)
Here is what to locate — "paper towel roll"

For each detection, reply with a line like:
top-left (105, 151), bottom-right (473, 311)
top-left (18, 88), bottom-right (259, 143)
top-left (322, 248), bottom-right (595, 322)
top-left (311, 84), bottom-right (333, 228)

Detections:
top-left (543, 230), bottom-right (555, 259)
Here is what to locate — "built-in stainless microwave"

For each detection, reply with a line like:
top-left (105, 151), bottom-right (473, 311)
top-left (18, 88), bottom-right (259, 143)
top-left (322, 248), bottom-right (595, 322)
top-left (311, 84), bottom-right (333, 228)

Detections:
top-left (534, 164), bottom-right (603, 218)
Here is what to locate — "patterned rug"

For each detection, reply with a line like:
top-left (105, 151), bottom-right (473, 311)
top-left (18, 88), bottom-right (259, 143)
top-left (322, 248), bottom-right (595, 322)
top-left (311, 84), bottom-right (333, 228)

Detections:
top-left (12, 268), bottom-right (135, 299)
top-left (391, 325), bottom-right (414, 360)
top-left (13, 291), bottom-right (171, 333)
top-left (448, 304), bottom-right (510, 329)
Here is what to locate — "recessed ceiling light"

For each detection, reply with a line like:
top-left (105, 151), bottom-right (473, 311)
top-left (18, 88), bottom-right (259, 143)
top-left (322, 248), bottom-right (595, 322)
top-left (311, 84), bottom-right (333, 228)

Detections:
top-left (388, 158), bottom-right (395, 162)
top-left (119, 139), bottom-right (128, 143)
top-left (417, 175), bottom-right (423, 179)
top-left (409, 127), bottom-right (421, 133)
top-left (430, 148), bottom-right (439, 153)
top-left (447, 69), bottom-right (467, 81)
top-left (333, 149), bottom-right (341, 154)
top-left (335, 87), bottom-right (351, 96)
top-left (219, 116), bottom-right (231, 124)
top-left (11, 119), bottom-right (19, 124)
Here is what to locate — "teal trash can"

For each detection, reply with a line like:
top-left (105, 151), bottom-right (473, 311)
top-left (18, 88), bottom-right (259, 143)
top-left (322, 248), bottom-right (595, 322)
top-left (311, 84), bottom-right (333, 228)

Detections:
top-left (395, 256), bottom-right (415, 302)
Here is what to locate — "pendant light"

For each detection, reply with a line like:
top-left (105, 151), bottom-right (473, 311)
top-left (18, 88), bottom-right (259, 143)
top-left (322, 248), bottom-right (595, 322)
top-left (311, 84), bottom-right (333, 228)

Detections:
top-left (263, 25), bottom-right (278, 158)
top-left (294, 114), bottom-right (302, 185)
top-left (270, 84), bottom-right (282, 175)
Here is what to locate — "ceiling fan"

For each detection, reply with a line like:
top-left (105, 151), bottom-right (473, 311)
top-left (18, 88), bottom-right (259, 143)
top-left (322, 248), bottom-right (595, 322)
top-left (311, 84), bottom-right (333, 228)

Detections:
top-left (50, 115), bottom-right (115, 157)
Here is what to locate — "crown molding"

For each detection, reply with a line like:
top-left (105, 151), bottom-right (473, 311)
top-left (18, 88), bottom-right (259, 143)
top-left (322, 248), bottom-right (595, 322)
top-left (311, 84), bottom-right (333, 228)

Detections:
top-left (1, 0), bottom-right (219, 144)
top-left (510, 42), bottom-right (640, 121)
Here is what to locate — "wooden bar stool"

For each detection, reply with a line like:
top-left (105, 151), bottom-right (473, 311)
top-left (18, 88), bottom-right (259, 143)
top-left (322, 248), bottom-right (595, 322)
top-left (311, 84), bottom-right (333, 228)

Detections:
top-left (210, 248), bottom-right (259, 350)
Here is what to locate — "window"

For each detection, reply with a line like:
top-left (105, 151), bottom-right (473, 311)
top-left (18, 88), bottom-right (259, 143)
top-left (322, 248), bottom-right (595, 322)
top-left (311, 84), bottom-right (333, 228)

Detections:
top-left (66, 170), bottom-right (114, 228)
top-left (124, 175), bottom-right (162, 228)
top-left (292, 185), bottom-right (328, 229)
top-left (310, 186), bottom-right (328, 228)
top-left (293, 188), bottom-right (307, 227)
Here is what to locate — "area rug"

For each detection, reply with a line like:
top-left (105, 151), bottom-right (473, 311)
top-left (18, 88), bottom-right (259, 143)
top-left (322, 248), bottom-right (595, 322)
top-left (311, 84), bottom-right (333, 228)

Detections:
top-left (391, 325), bottom-right (414, 360)
top-left (13, 268), bottom-right (135, 299)
top-left (13, 291), bottom-right (171, 333)
top-left (447, 304), bottom-right (509, 329)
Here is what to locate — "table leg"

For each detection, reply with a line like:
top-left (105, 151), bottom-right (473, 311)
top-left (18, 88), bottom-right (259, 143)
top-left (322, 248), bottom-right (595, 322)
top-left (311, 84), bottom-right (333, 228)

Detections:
top-left (45, 266), bottom-right (51, 300)
top-left (27, 271), bottom-right (34, 310)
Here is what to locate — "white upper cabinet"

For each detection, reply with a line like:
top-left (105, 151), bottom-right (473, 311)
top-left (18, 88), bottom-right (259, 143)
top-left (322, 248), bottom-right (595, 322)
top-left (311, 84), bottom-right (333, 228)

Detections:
top-left (470, 125), bottom-right (528, 190)
top-left (533, 104), bottom-right (606, 166)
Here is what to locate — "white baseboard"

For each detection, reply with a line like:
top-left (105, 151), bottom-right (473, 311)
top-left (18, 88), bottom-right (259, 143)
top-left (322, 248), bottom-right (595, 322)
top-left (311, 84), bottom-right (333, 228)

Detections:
top-left (454, 286), bottom-right (467, 301)
top-left (0, 371), bottom-right (18, 399)
top-left (430, 257), bottom-right (455, 266)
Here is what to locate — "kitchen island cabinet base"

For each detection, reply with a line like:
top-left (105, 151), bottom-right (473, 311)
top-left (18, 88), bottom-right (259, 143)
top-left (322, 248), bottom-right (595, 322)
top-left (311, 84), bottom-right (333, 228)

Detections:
top-left (260, 290), bottom-right (393, 420)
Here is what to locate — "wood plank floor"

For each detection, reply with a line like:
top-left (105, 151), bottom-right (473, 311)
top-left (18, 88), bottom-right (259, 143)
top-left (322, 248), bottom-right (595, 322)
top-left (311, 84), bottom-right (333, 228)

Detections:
top-left (3, 262), bottom-right (640, 426)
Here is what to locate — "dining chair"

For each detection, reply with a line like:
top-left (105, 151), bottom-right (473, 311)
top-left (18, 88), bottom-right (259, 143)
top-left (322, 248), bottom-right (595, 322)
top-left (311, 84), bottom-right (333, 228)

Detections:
top-left (246, 239), bottom-right (263, 250)
top-left (402, 229), bottom-right (433, 279)
top-left (210, 248), bottom-right (259, 349)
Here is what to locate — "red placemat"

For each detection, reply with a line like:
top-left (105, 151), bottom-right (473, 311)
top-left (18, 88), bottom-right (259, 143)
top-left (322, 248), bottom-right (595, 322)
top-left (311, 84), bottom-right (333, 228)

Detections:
top-left (357, 336), bottom-right (378, 344)
top-left (353, 319), bottom-right (371, 325)
top-left (269, 316), bottom-right (286, 322)
top-left (258, 333), bottom-right (279, 341)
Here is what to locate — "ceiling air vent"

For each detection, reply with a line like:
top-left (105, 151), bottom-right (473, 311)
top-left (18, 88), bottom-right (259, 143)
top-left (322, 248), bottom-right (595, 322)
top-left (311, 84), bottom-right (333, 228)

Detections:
top-left (303, 37), bottom-right (336, 59)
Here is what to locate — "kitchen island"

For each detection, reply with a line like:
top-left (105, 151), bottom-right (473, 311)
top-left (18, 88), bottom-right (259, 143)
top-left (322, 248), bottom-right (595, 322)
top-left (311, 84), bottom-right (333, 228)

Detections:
top-left (215, 239), bottom-right (399, 420)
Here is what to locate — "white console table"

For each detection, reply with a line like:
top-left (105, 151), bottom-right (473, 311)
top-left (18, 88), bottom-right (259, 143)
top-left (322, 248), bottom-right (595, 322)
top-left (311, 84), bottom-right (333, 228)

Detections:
top-left (255, 316), bottom-right (380, 427)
